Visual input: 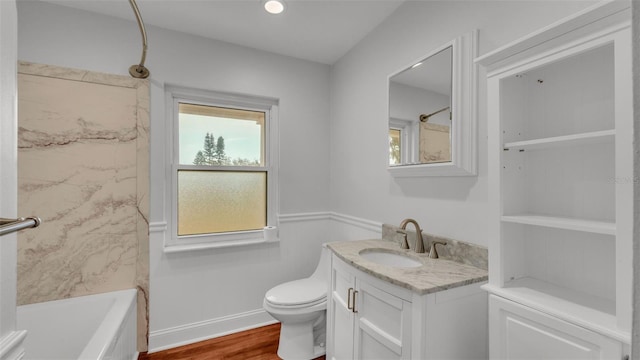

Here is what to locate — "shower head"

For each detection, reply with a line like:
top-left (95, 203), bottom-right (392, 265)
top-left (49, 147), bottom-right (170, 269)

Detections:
top-left (129, 0), bottom-right (150, 79)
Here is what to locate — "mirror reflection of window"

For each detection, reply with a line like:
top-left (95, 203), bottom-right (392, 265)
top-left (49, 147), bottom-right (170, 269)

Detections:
top-left (389, 128), bottom-right (401, 165)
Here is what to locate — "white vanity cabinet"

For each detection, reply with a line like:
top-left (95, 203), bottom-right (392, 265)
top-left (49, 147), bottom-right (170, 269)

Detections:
top-left (327, 253), bottom-right (488, 360)
top-left (477, 2), bottom-right (632, 358)
top-left (490, 295), bottom-right (626, 360)
top-left (329, 253), bottom-right (413, 360)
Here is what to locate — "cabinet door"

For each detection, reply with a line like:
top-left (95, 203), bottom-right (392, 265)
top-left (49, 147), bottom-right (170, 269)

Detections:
top-left (328, 256), bottom-right (356, 360)
top-left (490, 295), bottom-right (623, 360)
top-left (354, 278), bottom-right (412, 360)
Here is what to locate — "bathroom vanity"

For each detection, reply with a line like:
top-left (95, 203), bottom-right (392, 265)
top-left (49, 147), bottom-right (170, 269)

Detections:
top-left (326, 239), bottom-right (488, 360)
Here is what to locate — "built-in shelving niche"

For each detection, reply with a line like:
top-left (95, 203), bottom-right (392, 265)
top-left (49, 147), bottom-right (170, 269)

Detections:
top-left (482, 9), bottom-right (633, 342)
top-left (500, 223), bottom-right (616, 332)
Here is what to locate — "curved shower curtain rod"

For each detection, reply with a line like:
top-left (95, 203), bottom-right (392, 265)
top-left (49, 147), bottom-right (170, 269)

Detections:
top-left (129, 0), bottom-right (150, 79)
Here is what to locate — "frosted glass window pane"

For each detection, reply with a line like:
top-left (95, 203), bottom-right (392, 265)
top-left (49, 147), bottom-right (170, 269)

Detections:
top-left (179, 103), bottom-right (265, 166)
top-left (178, 171), bottom-right (266, 236)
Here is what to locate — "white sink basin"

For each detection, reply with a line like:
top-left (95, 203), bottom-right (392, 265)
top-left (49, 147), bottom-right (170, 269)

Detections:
top-left (359, 249), bottom-right (422, 268)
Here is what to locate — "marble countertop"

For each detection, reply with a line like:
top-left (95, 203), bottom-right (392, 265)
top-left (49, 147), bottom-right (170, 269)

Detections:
top-left (327, 239), bottom-right (488, 295)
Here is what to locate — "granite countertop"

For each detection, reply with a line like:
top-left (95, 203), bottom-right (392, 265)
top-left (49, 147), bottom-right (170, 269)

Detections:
top-left (327, 239), bottom-right (488, 295)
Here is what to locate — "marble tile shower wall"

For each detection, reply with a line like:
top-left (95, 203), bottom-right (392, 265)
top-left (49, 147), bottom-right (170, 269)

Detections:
top-left (16, 62), bottom-right (150, 351)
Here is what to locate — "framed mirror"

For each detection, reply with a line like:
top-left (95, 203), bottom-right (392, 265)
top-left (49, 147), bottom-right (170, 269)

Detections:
top-left (387, 30), bottom-right (477, 177)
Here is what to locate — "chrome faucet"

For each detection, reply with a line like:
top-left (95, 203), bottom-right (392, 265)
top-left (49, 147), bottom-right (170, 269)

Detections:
top-left (396, 218), bottom-right (425, 253)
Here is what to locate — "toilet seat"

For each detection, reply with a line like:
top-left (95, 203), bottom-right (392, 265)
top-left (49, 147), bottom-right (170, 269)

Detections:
top-left (265, 278), bottom-right (326, 308)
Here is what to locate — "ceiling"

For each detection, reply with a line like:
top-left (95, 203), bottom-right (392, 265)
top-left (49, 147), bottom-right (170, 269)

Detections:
top-left (39, 0), bottom-right (405, 65)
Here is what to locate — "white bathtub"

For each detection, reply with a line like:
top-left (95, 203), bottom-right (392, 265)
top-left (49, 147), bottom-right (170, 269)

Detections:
top-left (17, 289), bottom-right (138, 360)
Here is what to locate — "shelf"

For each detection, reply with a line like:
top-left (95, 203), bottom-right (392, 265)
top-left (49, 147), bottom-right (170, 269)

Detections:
top-left (501, 214), bottom-right (615, 235)
top-left (503, 130), bottom-right (615, 151)
top-left (483, 278), bottom-right (629, 343)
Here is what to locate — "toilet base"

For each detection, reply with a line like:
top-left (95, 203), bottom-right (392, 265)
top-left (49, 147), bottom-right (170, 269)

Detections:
top-left (275, 314), bottom-right (326, 360)
top-left (277, 321), bottom-right (321, 360)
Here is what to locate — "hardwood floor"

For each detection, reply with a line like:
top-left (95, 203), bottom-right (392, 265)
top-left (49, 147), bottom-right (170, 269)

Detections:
top-left (138, 323), bottom-right (326, 360)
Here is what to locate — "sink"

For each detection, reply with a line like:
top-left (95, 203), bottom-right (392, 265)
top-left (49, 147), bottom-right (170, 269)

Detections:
top-left (359, 249), bottom-right (422, 268)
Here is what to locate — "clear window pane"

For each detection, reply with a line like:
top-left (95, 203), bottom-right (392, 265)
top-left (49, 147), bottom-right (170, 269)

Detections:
top-left (389, 129), bottom-right (401, 165)
top-left (179, 103), bottom-right (265, 166)
top-left (178, 170), bottom-right (267, 236)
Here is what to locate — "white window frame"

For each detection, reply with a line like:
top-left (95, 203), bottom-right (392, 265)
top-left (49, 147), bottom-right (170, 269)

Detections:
top-left (389, 117), bottom-right (416, 164)
top-left (164, 86), bottom-right (279, 252)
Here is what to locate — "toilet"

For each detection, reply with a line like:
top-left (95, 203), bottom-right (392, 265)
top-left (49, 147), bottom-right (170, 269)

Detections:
top-left (263, 244), bottom-right (329, 360)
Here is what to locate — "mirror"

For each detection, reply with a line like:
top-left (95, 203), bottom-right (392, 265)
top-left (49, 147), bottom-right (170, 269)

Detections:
top-left (389, 46), bottom-right (452, 165)
top-left (388, 30), bottom-right (478, 177)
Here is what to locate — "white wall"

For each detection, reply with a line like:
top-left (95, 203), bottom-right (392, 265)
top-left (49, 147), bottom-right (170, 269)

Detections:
top-left (329, 0), bottom-right (598, 247)
top-left (17, 1), bottom-right (331, 351)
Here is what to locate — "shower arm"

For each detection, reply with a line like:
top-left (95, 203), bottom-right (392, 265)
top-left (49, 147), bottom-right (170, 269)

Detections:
top-left (129, 0), bottom-right (150, 79)
top-left (419, 106), bottom-right (450, 122)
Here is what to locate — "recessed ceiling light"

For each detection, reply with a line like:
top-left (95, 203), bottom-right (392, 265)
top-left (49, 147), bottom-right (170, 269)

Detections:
top-left (264, 0), bottom-right (286, 14)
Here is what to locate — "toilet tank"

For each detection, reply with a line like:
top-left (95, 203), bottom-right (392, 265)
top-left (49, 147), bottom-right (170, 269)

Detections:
top-left (309, 244), bottom-right (330, 281)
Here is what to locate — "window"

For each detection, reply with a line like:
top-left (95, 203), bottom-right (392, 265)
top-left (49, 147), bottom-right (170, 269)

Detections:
top-left (166, 87), bottom-right (278, 250)
top-left (388, 118), bottom-right (414, 165)
top-left (389, 128), bottom-right (401, 165)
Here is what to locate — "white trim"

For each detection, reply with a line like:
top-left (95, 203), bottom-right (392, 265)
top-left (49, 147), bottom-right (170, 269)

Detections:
top-left (149, 222), bottom-right (167, 234)
top-left (387, 30), bottom-right (478, 177)
top-left (158, 212), bottom-right (381, 252)
top-left (163, 233), bottom-right (277, 253)
top-left (278, 212), bottom-right (332, 223)
top-left (475, 0), bottom-right (630, 67)
top-left (163, 85), bottom-right (280, 251)
top-left (0, 331), bottom-right (27, 360)
top-left (148, 309), bottom-right (276, 354)
top-left (0, 1), bottom-right (21, 356)
top-left (329, 212), bottom-right (382, 233)
top-left (278, 212), bottom-right (382, 233)
top-left (389, 117), bottom-right (416, 164)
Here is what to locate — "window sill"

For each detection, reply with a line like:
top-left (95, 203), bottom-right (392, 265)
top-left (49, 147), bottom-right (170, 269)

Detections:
top-left (163, 227), bottom-right (279, 253)
top-left (164, 237), bottom-right (279, 253)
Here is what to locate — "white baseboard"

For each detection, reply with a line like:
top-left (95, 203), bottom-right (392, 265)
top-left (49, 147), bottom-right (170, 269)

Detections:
top-left (148, 309), bottom-right (277, 353)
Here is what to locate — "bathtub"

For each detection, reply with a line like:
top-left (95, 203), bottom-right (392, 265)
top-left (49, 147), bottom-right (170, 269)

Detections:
top-left (17, 289), bottom-right (138, 360)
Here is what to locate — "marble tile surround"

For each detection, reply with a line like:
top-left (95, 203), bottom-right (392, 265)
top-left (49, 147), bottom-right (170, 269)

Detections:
top-left (381, 223), bottom-right (488, 270)
top-left (17, 62), bottom-right (149, 351)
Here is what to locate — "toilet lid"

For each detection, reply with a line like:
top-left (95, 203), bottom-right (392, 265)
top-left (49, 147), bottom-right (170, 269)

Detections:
top-left (265, 278), bottom-right (326, 306)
